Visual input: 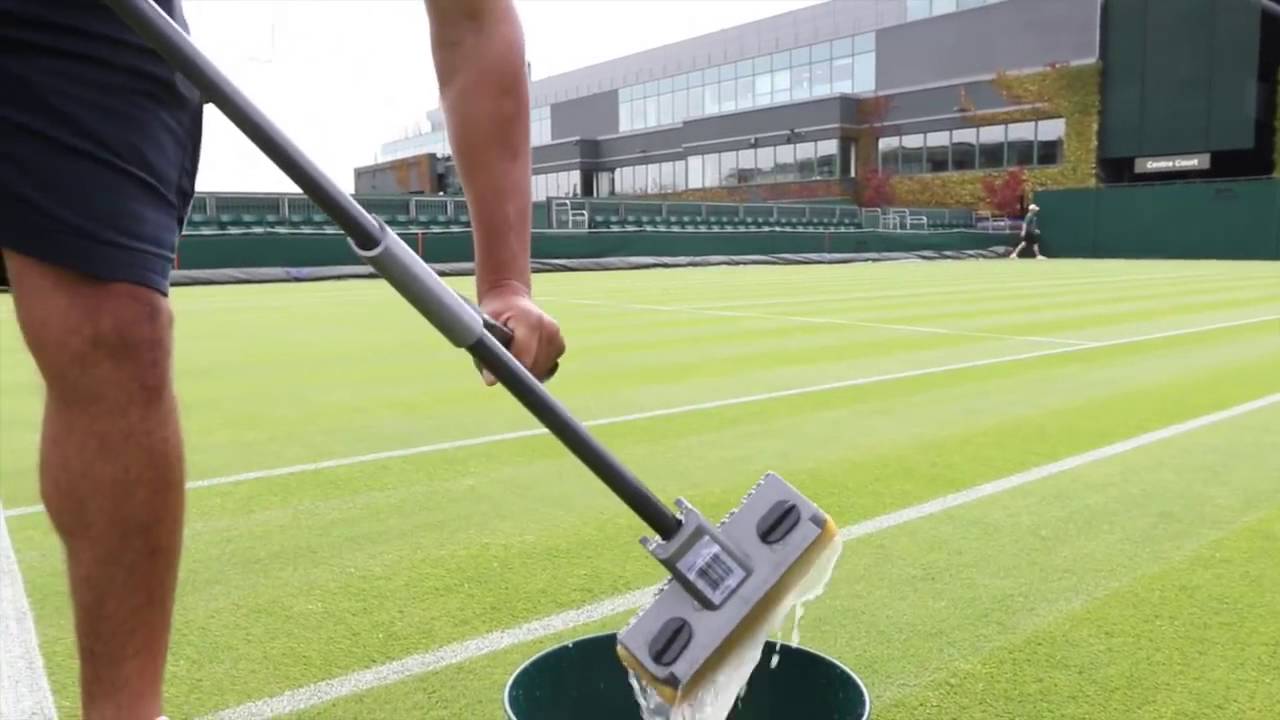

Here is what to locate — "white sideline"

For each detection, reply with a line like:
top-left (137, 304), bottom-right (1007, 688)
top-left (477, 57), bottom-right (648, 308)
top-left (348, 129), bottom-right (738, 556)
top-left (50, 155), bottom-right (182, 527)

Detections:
top-left (553, 297), bottom-right (1095, 345)
top-left (203, 390), bottom-right (1280, 720)
top-left (4, 314), bottom-right (1277, 520)
top-left (0, 504), bottom-right (57, 719)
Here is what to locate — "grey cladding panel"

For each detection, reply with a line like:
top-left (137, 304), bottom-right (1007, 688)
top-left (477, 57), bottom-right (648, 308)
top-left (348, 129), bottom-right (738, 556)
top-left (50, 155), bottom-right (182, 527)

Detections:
top-left (550, 91), bottom-right (618, 142)
top-left (877, 0), bottom-right (1100, 92)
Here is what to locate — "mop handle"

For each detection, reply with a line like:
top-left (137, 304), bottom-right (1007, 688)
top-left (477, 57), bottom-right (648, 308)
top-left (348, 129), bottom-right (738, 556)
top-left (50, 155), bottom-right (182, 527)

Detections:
top-left (102, 0), bottom-right (681, 540)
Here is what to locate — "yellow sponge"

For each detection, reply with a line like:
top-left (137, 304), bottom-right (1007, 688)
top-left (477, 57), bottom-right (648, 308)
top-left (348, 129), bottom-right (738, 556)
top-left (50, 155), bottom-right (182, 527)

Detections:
top-left (617, 514), bottom-right (842, 709)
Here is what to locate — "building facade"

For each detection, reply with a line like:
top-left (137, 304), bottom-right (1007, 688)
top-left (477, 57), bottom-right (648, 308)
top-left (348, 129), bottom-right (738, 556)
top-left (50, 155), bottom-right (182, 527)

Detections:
top-left (356, 0), bottom-right (1278, 203)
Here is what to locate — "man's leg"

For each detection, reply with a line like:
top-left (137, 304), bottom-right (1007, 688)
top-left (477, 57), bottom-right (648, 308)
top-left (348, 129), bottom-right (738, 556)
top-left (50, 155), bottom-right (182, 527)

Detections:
top-left (4, 249), bottom-right (184, 720)
top-left (1009, 241), bottom-right (1026, 259)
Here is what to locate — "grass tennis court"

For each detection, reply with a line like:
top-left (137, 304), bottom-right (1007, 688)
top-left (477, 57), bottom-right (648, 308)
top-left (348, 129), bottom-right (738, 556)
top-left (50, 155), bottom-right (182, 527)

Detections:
top-left (2, 258), bottom-right (1278, 719)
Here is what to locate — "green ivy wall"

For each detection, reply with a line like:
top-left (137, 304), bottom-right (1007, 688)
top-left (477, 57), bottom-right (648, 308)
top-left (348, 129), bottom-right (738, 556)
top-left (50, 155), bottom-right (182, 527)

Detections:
top-left (862, 63), bottom-right (1101, 210)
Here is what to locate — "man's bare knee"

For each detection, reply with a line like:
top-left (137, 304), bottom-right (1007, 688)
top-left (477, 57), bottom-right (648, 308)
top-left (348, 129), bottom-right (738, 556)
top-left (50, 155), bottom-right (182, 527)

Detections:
top-left (5, 256), bottom-right (175, 405)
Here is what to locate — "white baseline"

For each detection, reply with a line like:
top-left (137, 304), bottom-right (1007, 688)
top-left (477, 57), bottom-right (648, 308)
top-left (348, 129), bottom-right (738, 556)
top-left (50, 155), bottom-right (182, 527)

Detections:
top-left (203, 390), bottom-right (1280, 719)
top-left (4, 314), bottom-right (1276, 520)
top-left (0, 504), bottom-right (58, 719)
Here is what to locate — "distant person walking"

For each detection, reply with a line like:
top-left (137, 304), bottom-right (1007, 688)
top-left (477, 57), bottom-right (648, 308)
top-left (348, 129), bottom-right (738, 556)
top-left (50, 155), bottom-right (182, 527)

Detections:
top-left (1010, 203), bottom-right (1045, 259)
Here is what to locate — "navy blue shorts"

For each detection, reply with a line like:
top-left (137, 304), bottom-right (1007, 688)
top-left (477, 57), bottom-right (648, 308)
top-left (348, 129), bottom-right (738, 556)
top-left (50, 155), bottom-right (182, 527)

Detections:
top-left (0, 0), bottom-right (203, 295)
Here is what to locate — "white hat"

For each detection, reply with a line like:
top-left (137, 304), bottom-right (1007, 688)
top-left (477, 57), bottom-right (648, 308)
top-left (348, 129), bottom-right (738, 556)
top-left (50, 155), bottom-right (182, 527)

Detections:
top-left (1028, 203), bottom-right (1040, 212)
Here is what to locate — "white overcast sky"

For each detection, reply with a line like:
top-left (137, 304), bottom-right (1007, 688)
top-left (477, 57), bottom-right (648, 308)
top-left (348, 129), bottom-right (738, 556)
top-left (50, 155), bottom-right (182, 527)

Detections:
top-left (184, 0), bottom-right (825, 193)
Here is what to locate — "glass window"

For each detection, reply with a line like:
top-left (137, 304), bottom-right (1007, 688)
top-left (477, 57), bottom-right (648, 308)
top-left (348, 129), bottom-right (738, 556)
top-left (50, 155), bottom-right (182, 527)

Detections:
top-left (673, 90), bottom-right (688, 123)
top-left (933, 0), bottom-right (958, 15)
top-left (703, 153), bottom-right (720, 188)
top-left (647, 163), bottom-right (660, 194)
top-left (738, 148), bottom-right (756, 184)
top-left (795, 142), bottom-right (817, 179)
top-left (675, 160), bottom-right (686, 191)
top-left (632, 165), bottom-right (644, 194)
top-left (791, 64), bottom-right (811, 99)
top-left (620, 101), bottom-right (632, 132)
top-left (878, 136), bottom-right (900, 172)
top-left (736, 76), bottom-right (753, 109)
top-left (718, 64), bottom-right (735, 82)
top-left (811, 61), bottom-right (831, 96)
top-left (568, 171), bottom-right (581, 197)
top-left (959, 0), bottom-right (986, 8)
top-left (832, 56), bottom-right (853, 93)
top-left (535, 174), bottom-right (547, 200)
top-left (673, 74), bottom-right (687, 91)
top-left (1007, 121), bottom-right (1036, 167)
top-left (774, 88), bottom-right (792, 104)
top-left (853, 52), bottom-right (875, 93)
top-left (659, 77), bottom-right (673, 94)
top-left (1037, 118), bottom-right (1065, 166)
top-left (775, 144), bottom-right (797, 181)
top-left (791, 46), bottom-right (810, 66)
top-left (736, 59), bottom-right (753, 77)
top-left (926, 131), bottom-right (950, 172)
top-left (754, 56), bottom-right (771, 75)
top-left (772, 68), bottom-right (791, 92)
top-left (644, 80), bottom-right (659, 97)
top-left (704, 83), bottom-right (719, 115)
top-left (720, 151), bottom-right (738, 186)
top-left (950, 128), bottom-right (977, 170)
top-left (620, 166), bottom-right (633, 194)
top-left (816, 139), bottom-right (838, 178)
top-left (645, 96), bottom-right (659, 127)
top-left (689, 86), bottom-right (704, 116)
top-left (772, 50), bottom-right (791, 70)
top-left (900, 134), bottom-right (925, 175)
top-left (854, 32), bottom-right (875, 53)
top-left (688, 155), bottom-right (704, 189)
top-left (833, 36), bottom-right (854, 57)
top-left (660, 162), bottom-right (674, 193)
top-left (812, 41), bottom-right (831, 62)
top-left (659, 93), bottom-right (673, 125)
top-left (632, 100), bottom-right (644, 130)
top-left (907, 0), bottom-right (930, 20)
top-left (757, 145), bottom-right (776, 183)
top-left (979, 125), bottom-right (1006, 168)
top-left (755, 72), bottom-right (772, 98)
top-left (718, 80), bottom-right (736, 111)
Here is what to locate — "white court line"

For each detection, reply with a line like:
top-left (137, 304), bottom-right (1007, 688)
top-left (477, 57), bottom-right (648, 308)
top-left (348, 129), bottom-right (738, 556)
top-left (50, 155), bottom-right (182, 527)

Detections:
top-left (553, 298), bottom-right (1094, 346)
top-left (680, 271), bottom-right (1234, 309)
top-left (0, 504), bottom-right (58, 719)
top-left (202, 390), bottom-right (1280, 720)
top-left (4, 314), bottom-right (1276, 520)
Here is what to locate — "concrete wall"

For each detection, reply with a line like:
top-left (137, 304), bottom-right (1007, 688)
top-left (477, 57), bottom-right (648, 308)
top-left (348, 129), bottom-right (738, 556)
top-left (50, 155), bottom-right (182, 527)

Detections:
top-left (353, 155), bottom-right (437, 194)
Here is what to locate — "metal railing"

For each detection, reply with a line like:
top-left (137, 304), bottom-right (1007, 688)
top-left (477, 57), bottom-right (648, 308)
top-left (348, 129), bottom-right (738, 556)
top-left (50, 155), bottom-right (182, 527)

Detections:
top-left (189, 192), bottom-right (469, 224)
top-left (547, 197), bottom-right (863, 229)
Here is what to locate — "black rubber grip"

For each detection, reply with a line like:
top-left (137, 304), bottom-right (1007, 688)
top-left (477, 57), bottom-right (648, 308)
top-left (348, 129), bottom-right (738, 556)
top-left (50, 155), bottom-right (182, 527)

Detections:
top-left (478, 314), bottom-right (559, 382)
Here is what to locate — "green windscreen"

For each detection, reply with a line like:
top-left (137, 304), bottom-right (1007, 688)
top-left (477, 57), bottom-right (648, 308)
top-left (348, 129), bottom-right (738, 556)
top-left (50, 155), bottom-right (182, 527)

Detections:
top-left (1100, 0), bottom-right (1261, 159)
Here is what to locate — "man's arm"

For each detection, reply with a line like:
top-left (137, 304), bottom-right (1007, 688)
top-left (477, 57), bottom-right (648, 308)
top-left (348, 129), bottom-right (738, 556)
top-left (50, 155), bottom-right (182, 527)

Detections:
top-left (425, 0), bottom-right (563, 381)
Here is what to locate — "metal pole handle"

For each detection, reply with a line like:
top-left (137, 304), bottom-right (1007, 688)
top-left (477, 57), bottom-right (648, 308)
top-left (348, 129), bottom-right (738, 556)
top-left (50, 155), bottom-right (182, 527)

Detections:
top-left (103, 0), bottom-right (681, 540)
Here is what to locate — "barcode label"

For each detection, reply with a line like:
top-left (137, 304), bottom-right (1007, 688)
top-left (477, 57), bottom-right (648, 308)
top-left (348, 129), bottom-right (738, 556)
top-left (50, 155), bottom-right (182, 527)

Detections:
top-left (677, 536), bottom-right (747, 605)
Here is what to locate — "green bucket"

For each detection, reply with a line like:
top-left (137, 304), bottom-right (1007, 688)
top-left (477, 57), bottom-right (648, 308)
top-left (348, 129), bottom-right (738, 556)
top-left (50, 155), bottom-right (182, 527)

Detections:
top-left (504, 632), bottom-right (870, 719)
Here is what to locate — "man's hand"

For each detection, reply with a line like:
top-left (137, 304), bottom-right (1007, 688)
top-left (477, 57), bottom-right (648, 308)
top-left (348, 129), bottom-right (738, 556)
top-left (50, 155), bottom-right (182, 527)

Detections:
top-left (479, 284), bottom-right (564, 385)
